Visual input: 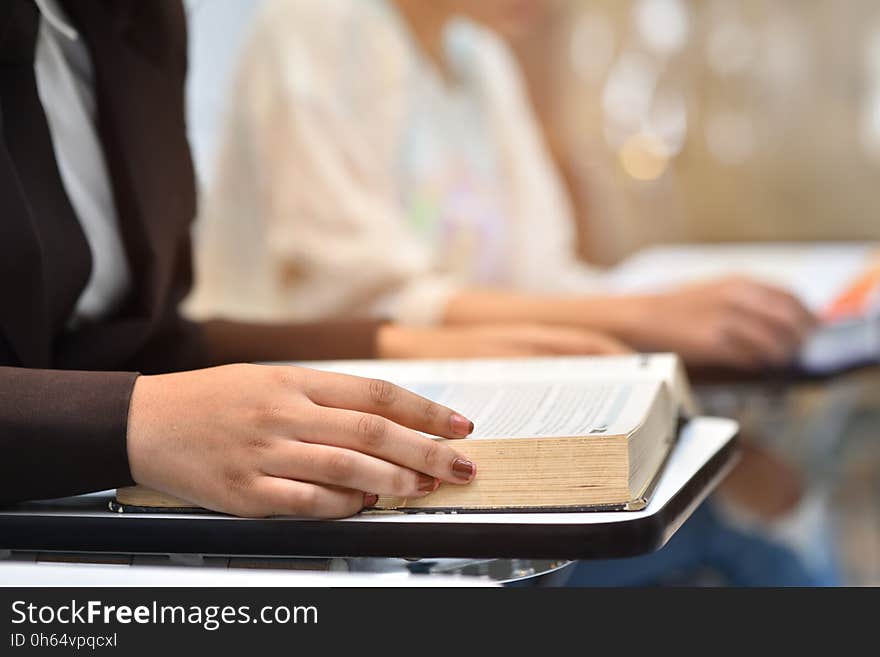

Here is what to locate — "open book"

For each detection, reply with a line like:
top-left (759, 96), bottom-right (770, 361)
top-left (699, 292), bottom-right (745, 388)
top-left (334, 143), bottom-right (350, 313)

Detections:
top-left (115, 354), bottom-right (698, 513)
top-left (606, 242), bottom-right (880, 376)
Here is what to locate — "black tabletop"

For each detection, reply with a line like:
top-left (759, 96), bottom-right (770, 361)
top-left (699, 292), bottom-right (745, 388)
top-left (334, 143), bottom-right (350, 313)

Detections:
top-left (0, 435), bottom-right (736, 561)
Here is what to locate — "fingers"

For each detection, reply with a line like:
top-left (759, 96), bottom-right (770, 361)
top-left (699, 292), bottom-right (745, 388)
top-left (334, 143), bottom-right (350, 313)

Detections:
top-left (511, 325), bottom-right (632, 355)
top-left (262, 440), bottom-right (443, 497)
top-left (720, 311), bottom-right (798, 368)
top-left (291, 404), bottom-right (477, 485)
top-left (717, 279), bottom-right (817, 367)
top-left (577, 332), bottom-right (633, 355)
top-left (250, 476), bottom-right (367, 519)
top-left (725, 280), bottom-right (816, 346)
top-left (297, 368), bottom-right (474, 440)
top-left (720, 324), bottom-right (780, 369)
top-left (756, 285), bottom-right (816, 331)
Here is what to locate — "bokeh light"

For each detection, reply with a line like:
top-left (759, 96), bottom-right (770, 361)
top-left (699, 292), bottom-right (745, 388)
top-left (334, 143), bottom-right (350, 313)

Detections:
top-left (634, 0), bottom-right (689, 56)
top-left (618, 132), bottom-right (670, 180)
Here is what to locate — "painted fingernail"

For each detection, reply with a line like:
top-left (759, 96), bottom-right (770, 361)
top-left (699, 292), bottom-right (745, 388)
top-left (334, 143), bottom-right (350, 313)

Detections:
top-left (417, 474), bottom-right (438, 495)
top-left (452, 458), bottom-right (476, 482)
top-left (450, 413), bottom-right (475, 435)
top-left (363, 493), bottom-right (379, 507)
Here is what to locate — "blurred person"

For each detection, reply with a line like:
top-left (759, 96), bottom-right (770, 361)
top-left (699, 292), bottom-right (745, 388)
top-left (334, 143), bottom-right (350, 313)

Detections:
top-left (0, 0), bottom-right (633, 517)
top-left (189, 0), bottom-right (815, 372)
top-left (190, 0), bottom-right (835, 585)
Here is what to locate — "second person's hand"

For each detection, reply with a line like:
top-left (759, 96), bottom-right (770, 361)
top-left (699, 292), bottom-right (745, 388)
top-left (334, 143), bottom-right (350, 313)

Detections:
top-left (627, 276), bottom-right (817, 369)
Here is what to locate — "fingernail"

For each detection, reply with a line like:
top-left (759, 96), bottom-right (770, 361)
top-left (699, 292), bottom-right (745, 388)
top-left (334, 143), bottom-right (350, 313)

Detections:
top-left (452, 458), bottom-right (476, 482)
top-left (417, 474), bottom-right (438, 495)
top-left (450, 413), bottom-right (475, 435)
top-left (363, 493), bottom-right (379, 507)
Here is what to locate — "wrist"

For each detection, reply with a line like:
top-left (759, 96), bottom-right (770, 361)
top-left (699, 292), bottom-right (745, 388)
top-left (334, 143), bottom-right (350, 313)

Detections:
top-left (378, 324), bottom-right (439, 359)
top-left (377, 324), bottom-right (408, 359)
top-left (573, 295), bottom-right (654, 344)
top-left (126, 373), bottom-right (162, 486)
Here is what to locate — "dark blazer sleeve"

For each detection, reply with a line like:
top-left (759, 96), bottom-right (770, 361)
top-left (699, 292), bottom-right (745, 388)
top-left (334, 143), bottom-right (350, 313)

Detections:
top-left (0, 366), bottom-right (138, 504)
top-left (125, 316), bottom-right (387, 375)
top-left (122, 223), bottom-right (387, 375)
top-left (195, 318), bottom-right (386, 366)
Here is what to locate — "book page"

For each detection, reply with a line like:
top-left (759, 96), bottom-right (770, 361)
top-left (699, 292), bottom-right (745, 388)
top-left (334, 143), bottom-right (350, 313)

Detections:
top-left (297, 354), bottom-right (678, 386)
top-left (606, 242), bottom-right (878, 311)
top-left (403, 381), bottom-right (660, 439)
top-left (295, 354), bottom-right (695, 417)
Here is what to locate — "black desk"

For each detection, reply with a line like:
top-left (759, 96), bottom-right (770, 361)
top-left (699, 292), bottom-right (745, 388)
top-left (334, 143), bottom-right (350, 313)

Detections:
top-left (0, 418), bottom-right (738, 561)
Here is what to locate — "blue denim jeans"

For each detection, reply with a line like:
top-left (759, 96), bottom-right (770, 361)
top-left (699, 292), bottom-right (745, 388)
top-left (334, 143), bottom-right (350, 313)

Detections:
top-left (565, 502), bottom-right (841, 587)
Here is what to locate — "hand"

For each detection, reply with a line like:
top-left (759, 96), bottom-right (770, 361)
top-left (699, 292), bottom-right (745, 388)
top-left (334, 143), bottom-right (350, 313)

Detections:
top-left (377, 323), bottom-right (631, 358)
top-left (626, 276), bottom-right (816, 369)
top-left (126, 364), bottom-right (477, 518)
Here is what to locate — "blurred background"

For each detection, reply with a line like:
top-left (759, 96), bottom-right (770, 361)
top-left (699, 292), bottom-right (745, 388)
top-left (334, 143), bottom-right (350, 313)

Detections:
top-left (185, 0), bottom-right (879, 584)
top-left (188, 0), bottom-right (880, 264)
top-left (515, 0), bottom-right (880, 265)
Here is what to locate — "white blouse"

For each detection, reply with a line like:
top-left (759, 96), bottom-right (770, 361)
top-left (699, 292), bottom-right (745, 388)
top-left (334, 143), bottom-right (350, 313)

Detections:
top-left (188, 0), bottom-right (600, 326)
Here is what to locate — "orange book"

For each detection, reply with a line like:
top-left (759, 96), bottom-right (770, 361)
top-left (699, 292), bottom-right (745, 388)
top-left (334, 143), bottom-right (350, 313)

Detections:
top-left (801, 256), bottom-right (880, 374)
top-left (822, 261), bottom-right (880, 322)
